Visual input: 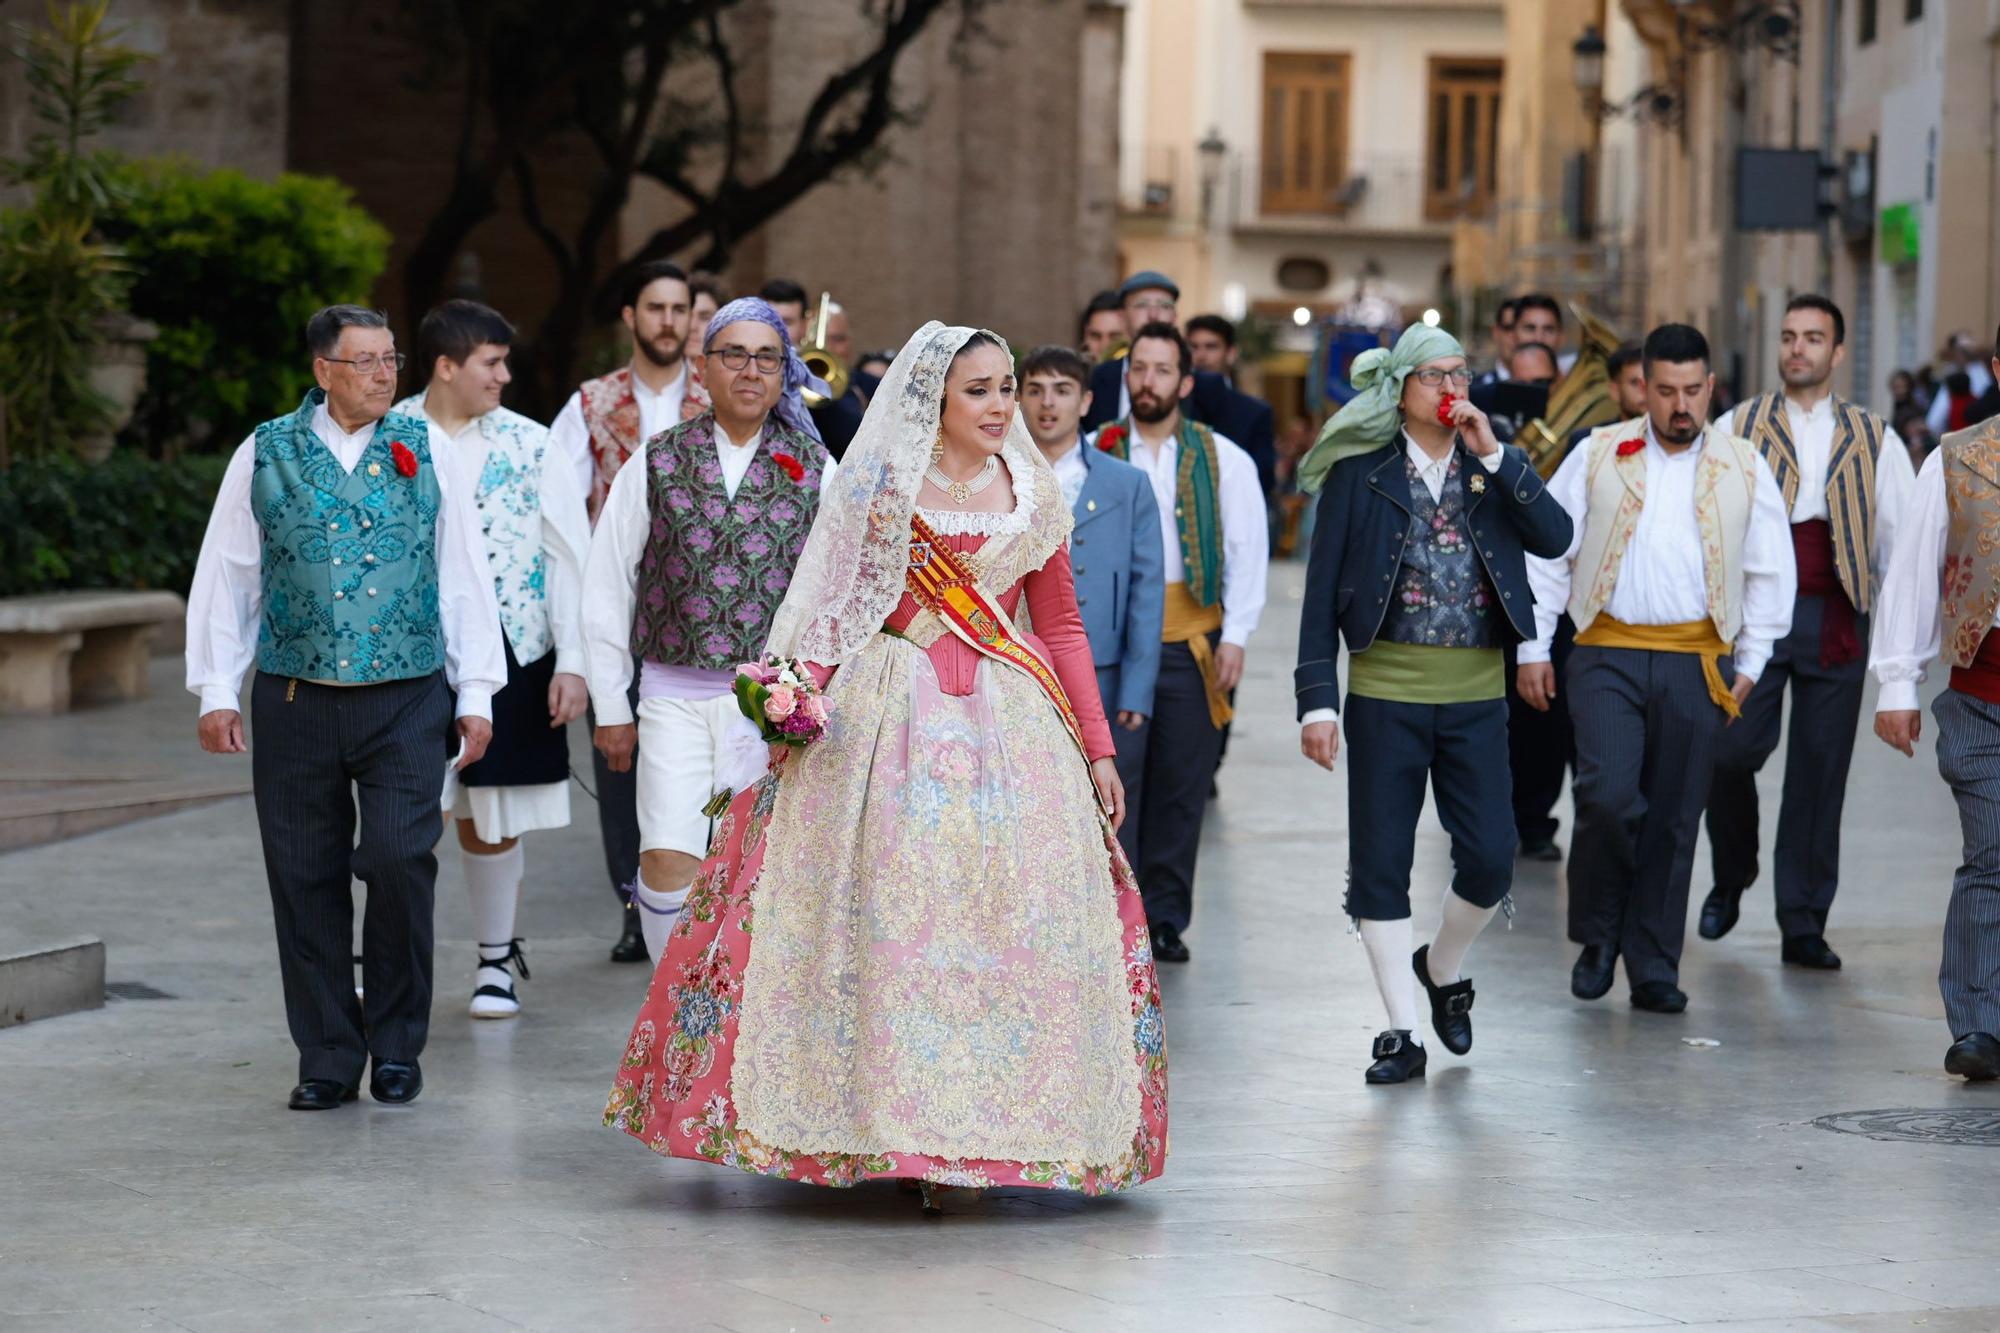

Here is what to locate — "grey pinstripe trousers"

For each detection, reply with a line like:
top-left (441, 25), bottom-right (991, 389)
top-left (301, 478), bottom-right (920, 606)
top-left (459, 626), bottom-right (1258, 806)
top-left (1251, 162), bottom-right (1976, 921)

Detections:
top-left (250, 670), bottom-right (454, 1085)
top-left (1932, 689), bottom-right (2000, 1038)
top-left (1567, 644), bottom-right (1729, 988)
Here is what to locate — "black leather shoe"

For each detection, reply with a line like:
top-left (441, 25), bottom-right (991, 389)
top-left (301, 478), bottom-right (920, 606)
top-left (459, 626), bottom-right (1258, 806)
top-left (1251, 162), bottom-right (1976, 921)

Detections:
top-left (288, 1080), bottom-right (357, 1111)
top-left (1150, 922), bottom-right (1190, 964)
top-left (1518, 837), bottom-right (1563, 863)
top-left (1945, 1032), bottom-right (2000, 1081)
top-left (369, 1060), bottom-right (423, 1104)
top-left (1630, 981), bottom-right (1688, 1013)
top-left (610, 905), bottom-right (649, 963)
top-left (1364, 1030), bottom-right (1427, 1085)
top-left (1699, 887), bottom-right (1744, 941)
top-left (1412, 945), bottom-right (1475, 1055)
top-left (1571, 945), bottom-right (1617, 1000)
top-left (1782, 934), bottom-right (1843, 970)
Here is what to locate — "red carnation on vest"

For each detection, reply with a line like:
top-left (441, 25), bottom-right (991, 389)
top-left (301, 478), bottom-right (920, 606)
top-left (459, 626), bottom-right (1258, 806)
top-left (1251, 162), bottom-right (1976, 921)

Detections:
top-left (770, 452), bottom-right (806, 483)
top-left (1616, 435), bottom-right (1644, 458)
top-left (1097, 425), bottom-right (1124, 454)
top-left (391, 440), bottom-right (419, 477)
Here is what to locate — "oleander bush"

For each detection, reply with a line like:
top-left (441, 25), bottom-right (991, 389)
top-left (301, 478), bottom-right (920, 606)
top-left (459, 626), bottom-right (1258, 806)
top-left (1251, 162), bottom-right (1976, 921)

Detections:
top-left (0, 450), bottom-right (229, 596)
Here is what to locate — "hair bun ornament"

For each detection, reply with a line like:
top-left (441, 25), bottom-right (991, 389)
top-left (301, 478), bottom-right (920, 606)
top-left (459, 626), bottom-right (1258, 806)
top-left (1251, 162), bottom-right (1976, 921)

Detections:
top-left (1349, 347), bottom-right (1391, 391)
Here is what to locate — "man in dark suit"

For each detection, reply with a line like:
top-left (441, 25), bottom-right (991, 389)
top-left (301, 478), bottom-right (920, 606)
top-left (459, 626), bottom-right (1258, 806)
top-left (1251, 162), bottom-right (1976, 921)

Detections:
top-left (758, 277), bottom-right (862, 459)
top-left (1469, 298), bottom-right (1519, 399)
top-left (1080, 271), bottom-right (1277, 498)
top-left (1022, 345), bottom-right (1164, 865)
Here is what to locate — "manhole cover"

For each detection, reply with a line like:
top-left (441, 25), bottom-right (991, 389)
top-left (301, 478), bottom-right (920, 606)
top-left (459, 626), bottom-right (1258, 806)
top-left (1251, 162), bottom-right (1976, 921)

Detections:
top-left (105, 982), bottom-right (175, 1001)
top-left (1814, 1108), bottom-right (2000, 1146)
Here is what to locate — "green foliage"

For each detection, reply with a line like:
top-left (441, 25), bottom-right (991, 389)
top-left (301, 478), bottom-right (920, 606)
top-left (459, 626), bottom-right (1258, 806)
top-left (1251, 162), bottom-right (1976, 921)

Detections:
top-left (101, 160), bottom-right (391, 452)
top-left (3, 2), bottom-right (146, 219)
top-left (0, 450), bottom-right (228, 595)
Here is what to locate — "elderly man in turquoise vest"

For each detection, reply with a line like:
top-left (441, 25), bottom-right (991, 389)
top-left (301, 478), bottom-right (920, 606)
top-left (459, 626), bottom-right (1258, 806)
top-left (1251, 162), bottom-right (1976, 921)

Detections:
top-left (186, 305), bottom-right (507, 1112)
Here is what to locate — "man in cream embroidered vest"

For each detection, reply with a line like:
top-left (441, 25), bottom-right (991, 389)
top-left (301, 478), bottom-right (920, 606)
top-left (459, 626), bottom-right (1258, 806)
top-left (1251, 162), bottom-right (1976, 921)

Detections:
top-left (1090, 321), bottom-right (1269, 966)
top-left (1521, 324), bottom-right (1796, 1014)
top-left (185, 306), bottom-right (507, 1111)
top-left (396, 299), bottom-right (592, 1022)
top-left (1870, 345), bottom-right (2000, 1081)
top-left (550, 261), bottom-right (708, 963)
top-left (583, 297), bottom-right (829, 962)
top-left (1699, 296), bottom-right (1915, 970)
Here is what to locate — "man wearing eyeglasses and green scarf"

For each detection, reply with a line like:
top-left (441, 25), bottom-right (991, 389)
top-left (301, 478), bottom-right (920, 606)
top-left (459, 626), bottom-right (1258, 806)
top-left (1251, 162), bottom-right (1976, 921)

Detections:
top-left (1293, 323), bottom-right (1573, 1085)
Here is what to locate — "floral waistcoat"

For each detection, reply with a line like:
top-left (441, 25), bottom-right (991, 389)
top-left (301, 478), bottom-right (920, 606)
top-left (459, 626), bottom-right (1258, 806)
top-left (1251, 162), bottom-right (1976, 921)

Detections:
top-left (1384, 453), bottom-right (1498, 649)
top-left (631, 411), bottom-right (828, 669)
top-left (394, 395), bottom-right (556, 663)
top-left (250, 389), bottom-right (443, 683)
top-left (1940, 418), bottom-right (2000, 667)
top-left (579, 364), bottom-right (710, 524)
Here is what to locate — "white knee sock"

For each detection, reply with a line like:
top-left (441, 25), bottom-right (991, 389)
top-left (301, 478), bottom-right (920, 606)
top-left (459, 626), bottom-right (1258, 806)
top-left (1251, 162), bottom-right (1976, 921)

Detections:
top-left (1359, 917), bottom-right (1421, 1040)
top-left (461, 842), bottom-right (524, 957)
top-left (633, 868), bottom-right (692, 963)
top-left (1428, 891), bottom-right (1499, 985)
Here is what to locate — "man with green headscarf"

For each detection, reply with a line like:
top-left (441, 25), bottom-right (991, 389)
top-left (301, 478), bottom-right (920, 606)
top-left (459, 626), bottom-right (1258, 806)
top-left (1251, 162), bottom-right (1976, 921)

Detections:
top-left (1294, 323), bottom-right (1573, 1085)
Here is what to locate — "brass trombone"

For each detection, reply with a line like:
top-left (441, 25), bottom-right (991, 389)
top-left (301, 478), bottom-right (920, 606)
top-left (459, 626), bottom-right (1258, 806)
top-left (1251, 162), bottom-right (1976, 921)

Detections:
top-left (1518, 302), bottom-right (1625, 478)
top-left (799, 292), bottom-right (850, 406)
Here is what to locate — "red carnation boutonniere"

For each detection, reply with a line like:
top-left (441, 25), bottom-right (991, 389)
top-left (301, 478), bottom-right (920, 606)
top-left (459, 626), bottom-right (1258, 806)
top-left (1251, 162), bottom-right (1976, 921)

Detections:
top-left (390, 440), bottom-right (420, 478)
top-left (1097, 424), bottom-right (1124, 454)
top-left (1615, 435), bottom-right (1645, 458)
top-left (770, 452), bottom-right (807, 483)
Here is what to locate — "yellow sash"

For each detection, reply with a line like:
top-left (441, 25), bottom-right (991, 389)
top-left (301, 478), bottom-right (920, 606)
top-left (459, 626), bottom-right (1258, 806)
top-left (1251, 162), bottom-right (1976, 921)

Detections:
top-left (1163, 583), bottom-right (1232, 729)
top-left (1574, 616), bottom-right (1740, 719)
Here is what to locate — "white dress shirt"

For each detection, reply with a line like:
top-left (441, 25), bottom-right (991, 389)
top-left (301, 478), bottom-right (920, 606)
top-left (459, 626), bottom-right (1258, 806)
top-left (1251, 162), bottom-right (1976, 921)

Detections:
top-left (550, 362), bottom-right (691, 514)
top-left (1524, 424), bottom-right (1796, 681)
top-left (1047, 437), bottom-right (1089, 509)
top-left (422, 402), bottom-right (592, 679)
top-left (185, 402), bottom-right (507, 720)
top-left (1869, 446), bottom-right (1991, 712)
top-left (1722, 394), bottom-right (1915, 576)
top-left (1101, 420), bottom-right (1268, 648)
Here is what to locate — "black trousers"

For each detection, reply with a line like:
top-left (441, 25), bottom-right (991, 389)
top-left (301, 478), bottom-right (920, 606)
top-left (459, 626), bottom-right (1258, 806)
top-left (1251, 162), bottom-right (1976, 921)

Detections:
top-left (1567, 645), bottom-right (1728, 988)
top-left (1505, 616), bottom-right (1576, 846)
top-left (250, 670), bottom-right (453, 1086)
top-left (1344, 693), bottom-right (1515, 921)
top-left (1704, 597), bottom-right (1867, 938)
top-left (589, 676), bottom-right (642, 905)
top-left (1097, 664), bottom-right (1149, 869)
top-left (1134, 639), bottom-right (1226, 933)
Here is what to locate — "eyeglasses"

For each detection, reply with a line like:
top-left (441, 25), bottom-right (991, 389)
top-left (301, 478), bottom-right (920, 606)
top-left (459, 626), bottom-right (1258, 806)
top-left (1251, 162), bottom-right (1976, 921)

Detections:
top-left (710, 345), bottom-right (785, 373)
top-left (321, 353), bottom-right (407, 375)
top-left (1413, 367), bottom-right (1476, 387)
top-left (1126, 298), bottom-right (1176, 317)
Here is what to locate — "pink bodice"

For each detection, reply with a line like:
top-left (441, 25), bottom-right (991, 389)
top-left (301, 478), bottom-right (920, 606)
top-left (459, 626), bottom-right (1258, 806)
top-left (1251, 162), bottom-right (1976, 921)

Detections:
top-left (878, 530), bottom-right (1114, 761)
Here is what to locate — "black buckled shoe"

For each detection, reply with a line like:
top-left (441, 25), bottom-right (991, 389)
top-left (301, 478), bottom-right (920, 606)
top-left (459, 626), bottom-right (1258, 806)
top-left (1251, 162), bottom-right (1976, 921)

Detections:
top-left (369, 1059), bottom-right (423, 1105)
top-left (1571, 944), bottom-right (1618, 1000)
top-left (288, 1079), bottom-right (357, 1111)
top-left (1149, 922), bottom-right (1190, 964)
top-left (1699, 886), bottom-right (1745, 941)
top-left (1412, 945), bottom-right (1476, 1055)
top-left (610, 903), bottom-right (649, 963)
top-left (1782, 934), bottom-right (1843, 970)
top-left (1630, 980), bottom-right (1689, 1013)
top-left (1945, 1032), bottom-right (2000, 1081)
top-left (1364, 1030), bottom-right (1427, 1085)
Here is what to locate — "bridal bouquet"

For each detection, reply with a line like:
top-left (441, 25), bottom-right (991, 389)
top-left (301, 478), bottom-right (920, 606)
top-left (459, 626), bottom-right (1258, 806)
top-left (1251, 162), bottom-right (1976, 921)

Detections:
top-left (733, 656), bottom-right (830, 748)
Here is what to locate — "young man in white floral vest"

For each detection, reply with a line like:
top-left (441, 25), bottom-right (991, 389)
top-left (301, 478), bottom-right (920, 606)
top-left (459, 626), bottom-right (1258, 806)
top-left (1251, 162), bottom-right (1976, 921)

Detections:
top-left (395, 300), bottom-right (591, 1019)
top-left (582, 297), bottom-right (830, 962)
top-left (551, 261), bottom-right (709, 962)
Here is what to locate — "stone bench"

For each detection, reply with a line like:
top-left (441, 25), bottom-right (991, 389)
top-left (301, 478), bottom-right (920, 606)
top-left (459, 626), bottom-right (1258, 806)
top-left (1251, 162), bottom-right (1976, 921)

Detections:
top-left (0, 590), bottom-right (186, 715)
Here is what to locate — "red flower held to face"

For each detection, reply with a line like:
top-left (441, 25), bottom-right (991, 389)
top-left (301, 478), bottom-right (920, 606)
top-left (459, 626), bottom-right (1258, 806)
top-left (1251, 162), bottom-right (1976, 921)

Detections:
top-left (391, 440), bottom-right (419, 477)
top-left (770, 452), bottom-right (806, 483)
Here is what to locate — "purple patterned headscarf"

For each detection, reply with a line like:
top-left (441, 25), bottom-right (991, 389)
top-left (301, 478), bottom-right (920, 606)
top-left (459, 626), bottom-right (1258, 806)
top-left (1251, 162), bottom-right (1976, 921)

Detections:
top-left (702, 297), bottom-right (826, 445)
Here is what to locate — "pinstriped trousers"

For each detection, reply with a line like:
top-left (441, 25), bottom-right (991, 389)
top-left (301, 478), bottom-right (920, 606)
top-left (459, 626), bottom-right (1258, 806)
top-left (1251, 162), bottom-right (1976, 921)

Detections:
top-left (1932, 689), bottom-right (2000, 1038)
top-left (1566, 645), bottom-right (1729, 988)
top-left (250, 670), bottom-right (454, 1085)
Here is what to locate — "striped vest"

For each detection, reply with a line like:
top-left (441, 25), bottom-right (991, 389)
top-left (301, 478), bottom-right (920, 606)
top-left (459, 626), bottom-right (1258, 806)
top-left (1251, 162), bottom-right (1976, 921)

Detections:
top-left (1731, 391), bottom-right (1885, 612)
top-left (1940, 418), bottom-right (2000, 667)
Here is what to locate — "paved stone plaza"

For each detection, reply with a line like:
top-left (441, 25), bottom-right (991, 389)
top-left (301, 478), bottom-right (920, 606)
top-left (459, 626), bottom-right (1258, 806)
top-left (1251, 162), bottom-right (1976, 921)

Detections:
top-left (4, 562), bottom-right (2000, 1332)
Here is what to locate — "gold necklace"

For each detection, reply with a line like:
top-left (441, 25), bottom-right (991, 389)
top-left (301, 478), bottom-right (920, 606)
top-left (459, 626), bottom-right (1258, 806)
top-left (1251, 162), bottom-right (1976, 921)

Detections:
top-left (925, 456), bottom-right (999, 506)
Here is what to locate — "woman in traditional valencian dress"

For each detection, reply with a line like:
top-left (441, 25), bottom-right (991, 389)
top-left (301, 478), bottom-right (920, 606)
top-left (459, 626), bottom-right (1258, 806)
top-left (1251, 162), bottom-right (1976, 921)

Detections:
top-left (604, 323), bottom-right (1167, 1209)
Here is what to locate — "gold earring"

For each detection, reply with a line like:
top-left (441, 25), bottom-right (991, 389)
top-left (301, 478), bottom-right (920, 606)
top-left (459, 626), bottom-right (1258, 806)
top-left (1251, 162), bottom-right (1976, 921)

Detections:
top-left (930, 430), bottom-right (945, 464)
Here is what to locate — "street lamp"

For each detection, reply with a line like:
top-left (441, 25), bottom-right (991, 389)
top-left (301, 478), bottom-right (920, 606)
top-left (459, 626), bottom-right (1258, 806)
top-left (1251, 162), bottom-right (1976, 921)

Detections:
top-left (1573, 22), bottom-right (1683, 129)
top-left (1572, 25), bottom-right (1606, 111)
top-left (1197, 127), bottom-right (1227, 225)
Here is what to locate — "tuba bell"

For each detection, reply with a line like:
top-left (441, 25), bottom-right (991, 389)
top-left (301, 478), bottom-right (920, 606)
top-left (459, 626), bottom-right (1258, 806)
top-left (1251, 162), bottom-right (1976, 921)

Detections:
top-left (799, 292), bottom-right (850, 407)
top-left (1518, 302), bottom-right (1625, 478)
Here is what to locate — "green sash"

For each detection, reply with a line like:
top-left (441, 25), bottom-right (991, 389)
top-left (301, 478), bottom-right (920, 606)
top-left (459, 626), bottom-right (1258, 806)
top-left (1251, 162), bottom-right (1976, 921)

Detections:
top-left (1103, 417), bottom-right (1223, 607)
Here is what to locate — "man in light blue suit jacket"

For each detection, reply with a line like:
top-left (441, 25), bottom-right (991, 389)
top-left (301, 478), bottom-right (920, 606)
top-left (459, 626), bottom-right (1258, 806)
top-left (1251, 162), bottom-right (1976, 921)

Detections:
top-left (1024, 345), bottom-right (1164, 862)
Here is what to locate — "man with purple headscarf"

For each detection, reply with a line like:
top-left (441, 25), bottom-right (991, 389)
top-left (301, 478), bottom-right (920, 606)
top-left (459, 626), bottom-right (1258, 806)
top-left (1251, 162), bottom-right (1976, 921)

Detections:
top-left (580, 296), bottom-right (832, 960)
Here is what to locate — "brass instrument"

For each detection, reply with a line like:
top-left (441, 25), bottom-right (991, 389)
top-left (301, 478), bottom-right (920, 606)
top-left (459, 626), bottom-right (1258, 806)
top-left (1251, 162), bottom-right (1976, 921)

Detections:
top-left (1518, 302), bottom-right (1625, 478)
top-left (799, 292), bottom-right (850, 406)
top-left (1099, 337), bottom-right (1129, 364)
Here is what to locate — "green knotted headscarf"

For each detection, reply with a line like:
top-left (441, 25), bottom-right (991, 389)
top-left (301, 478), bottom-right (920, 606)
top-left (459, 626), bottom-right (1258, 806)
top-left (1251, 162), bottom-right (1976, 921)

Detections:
top-left (1297, 323), bottom-right (1467, 493)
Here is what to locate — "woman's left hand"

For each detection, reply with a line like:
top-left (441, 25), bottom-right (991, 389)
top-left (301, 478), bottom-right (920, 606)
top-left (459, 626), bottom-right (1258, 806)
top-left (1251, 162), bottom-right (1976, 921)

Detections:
top-left (1091, 756), bottom-right (1126, 832)
top-left (1448, 395), bottom-right (1502, 458)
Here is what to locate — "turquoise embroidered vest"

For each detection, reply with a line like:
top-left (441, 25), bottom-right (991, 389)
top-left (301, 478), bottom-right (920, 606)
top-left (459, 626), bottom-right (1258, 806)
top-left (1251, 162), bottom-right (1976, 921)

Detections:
top-left (394, 395), bottom-right (555, 663)
top-left (251, 390), bottom-right (446, 683)
top-left (631, 412), bottom-right (826, 669)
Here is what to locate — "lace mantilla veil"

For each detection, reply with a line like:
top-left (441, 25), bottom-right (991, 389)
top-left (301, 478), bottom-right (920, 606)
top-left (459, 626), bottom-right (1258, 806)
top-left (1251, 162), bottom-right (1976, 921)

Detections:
top-left (763, 321), bottom-right (1070, 665)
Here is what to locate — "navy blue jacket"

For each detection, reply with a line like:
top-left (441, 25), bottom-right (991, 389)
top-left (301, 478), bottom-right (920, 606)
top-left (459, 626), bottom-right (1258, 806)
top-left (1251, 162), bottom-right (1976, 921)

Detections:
top-left (1294, 440), bottom-right (1573, 718)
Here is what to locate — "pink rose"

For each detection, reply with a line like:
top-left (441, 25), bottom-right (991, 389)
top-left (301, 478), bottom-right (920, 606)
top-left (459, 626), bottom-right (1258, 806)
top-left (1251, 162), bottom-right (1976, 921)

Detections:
top-left (802, 694), bottom-right (828, 724)
top-left (763, 684), bottom-right (798, 721)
